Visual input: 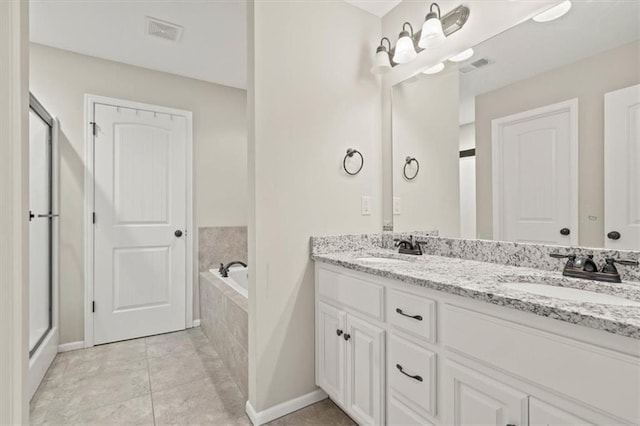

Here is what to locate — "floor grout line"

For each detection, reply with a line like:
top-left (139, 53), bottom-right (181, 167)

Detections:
top-left (144, 338), bottom-right (157, 426)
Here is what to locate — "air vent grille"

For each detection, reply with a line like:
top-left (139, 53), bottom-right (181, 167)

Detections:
top-left (145, 16), bottom-right (183, 42)
top-left (459, 57), bottom-right (494, 74)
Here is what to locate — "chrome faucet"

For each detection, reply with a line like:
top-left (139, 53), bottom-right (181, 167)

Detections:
top-left (218, 261), bottom-right (247, 277)
top-left (550, 253), bottom-right (638, 283)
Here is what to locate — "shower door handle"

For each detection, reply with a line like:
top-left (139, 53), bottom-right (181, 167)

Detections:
top-left (37, 213), bottom-right (59, 218)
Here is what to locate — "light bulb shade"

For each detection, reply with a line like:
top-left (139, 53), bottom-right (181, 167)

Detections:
top-left (448, 48), bottom-right (474, 62)
top-left (533, 0), bottom-right (572, 22)
top-left (423, 62), bottom-right (445, 75)
top-left (371, 50), bottom-right (392, 75)
top-left (418, 14), bottom-right (446, 49)
top-left (393, 33), bottom-right (417, 64)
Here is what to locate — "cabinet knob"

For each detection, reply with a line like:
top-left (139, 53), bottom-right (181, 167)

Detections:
top-left (343, 333), bottom-right (351, 341)
top-left (336, 329), bottom-right (343, 337)
top-left (506, 424), bottom-right (516, 426)
top-left (560, 228), bottom-right (570, 236)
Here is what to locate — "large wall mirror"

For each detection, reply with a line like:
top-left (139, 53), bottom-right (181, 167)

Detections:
top-left (391, 1), bottom-right (640, 250)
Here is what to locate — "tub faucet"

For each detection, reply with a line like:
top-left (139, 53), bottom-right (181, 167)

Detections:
top-left (219, 261), bottom-right (247, 278)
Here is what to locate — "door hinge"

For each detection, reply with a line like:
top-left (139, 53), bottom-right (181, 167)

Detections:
top-left (92, 212), bottom-right (96, 224)
top-left (92, 301), bottom-right (95, 313)
top-left (90, 122), bottom-right (97, 136)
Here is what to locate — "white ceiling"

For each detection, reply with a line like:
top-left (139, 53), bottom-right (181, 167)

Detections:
top-left (29, 0), bottom-right (247, 89)
top-left (456, 0), bottom-right (640, 124)
top-left (343, 0), bottom-right (402, 17)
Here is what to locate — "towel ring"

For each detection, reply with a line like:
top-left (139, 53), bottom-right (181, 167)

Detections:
top-left (403, 156), bottom-right (419, 180)
top-left (343, 148), bottom-right (364, 176)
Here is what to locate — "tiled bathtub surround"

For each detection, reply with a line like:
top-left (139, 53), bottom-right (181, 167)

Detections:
top-left (199, 272), bottom-right (248, 399)
top-left (199, 226), bottom-right (248, 272)
top-left (310, 234), bottom-right (640, 283)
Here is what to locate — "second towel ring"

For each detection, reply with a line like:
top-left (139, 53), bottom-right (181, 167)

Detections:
top-left (403, 156), bottom-right (419, 180)
top-left (343, 148), bottom-right (364, 176)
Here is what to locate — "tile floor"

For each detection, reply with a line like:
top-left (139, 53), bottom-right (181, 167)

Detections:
top-left (30, 328), bottom-right (354, 425)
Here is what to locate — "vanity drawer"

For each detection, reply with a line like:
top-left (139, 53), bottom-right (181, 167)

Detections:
top-left (317, 267), bottom-right (384, 321)
top-left (388, 334), bottom-right (437, 418)
top-left (388, 288), bottom-right (436, 343)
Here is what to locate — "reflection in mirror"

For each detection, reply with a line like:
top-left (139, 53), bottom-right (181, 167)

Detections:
top-left (391, 1), bottom-right (640, 249)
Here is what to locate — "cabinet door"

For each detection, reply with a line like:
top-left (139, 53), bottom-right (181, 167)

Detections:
top-left (346, 315), bottom-right (385, 426)
top-left (444, 361), bottom-right (527, 426)
top-left (317, 302), bottom-right (346, 405)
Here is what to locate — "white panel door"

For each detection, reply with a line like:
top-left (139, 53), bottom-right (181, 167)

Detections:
top-left (345, 315), bottom-right (384, 426)
top-left (317, 302), bottom-right (346, 405)
top-left (93, 104), bottom-right (187, 345)
top-left (443, 361), bottom-right (527, 426)
top-left (605, 84), bottom-right (640, 250)
top-left (492, 100), bottom-right (577, 245)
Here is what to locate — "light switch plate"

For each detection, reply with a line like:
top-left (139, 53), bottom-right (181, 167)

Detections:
top-left (393, 197), bottom-right (401, 215)
top-left (361, 196), bottom-right (372, 216)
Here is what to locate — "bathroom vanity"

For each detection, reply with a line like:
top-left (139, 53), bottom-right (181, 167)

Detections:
top-left (313, 245), bottom-right (640, 426)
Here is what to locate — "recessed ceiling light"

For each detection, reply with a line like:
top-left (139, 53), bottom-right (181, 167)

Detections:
top-left (449, 48), bottom-right (474, 62)
top-left (532, 1), bottom-right (572, 23)
top-left (423, 62), bottom-right (445, 74)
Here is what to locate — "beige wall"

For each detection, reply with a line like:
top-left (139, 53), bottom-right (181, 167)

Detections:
top-left (392, 69), bottom-right (460, 235)
top-left (0, 1), bottom-right (30, 422)
top-left (476, 41), bottom-right (640, 246)
top-left (30, 43), bottom-right (248, 344)
top-left (248, 0), bottom-right (381, 412)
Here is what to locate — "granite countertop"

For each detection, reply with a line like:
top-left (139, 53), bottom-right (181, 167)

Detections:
top-left (312, 249), bottom-right (640, 340)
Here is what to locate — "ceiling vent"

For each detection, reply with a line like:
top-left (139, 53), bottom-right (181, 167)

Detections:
top-left (459, 57), bottom-right (494, 74)
top-left (145, 16), bottom-right (183, 42)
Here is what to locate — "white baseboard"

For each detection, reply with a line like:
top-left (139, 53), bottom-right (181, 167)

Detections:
top-left (58, 341), bottom-right (84, 353)
top-left (245, 389), bottom-right (328, 426)
top-left (192, 319), bottom-right (201, 327)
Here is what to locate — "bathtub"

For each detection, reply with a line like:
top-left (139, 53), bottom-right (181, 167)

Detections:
top-left (209, 266), bottom-right (248, 298)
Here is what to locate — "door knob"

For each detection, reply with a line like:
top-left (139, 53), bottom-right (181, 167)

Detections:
top-left (336, 329), bottom-right (343, 337)
top-left (174, 230), bottom-right (183, 238)
top-left (607, 231), bottom-right (621, 240)
top-left (560, 228), bottom-right (571, 236)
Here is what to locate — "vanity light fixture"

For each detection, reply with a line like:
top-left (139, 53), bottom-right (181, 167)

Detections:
top-left (448, 48), bottom-right (474, 62)
top-left (371, 37), bottom-right (393, 75)
top-left (419, 3), bottom-right (446, 49)
top-left (533, 0), bottom-right (572, 23)
top-left (393, 22), bottom-right (418, 64)
top-left (371, 4), bottom-right (470, 74)
top-left (422, 62), bottom-right (445, 74)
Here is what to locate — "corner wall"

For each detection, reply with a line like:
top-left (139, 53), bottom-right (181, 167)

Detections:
top-left (248, 0), bottom-right (382, 412)
top-left (29, 44), bottom-right (248, 344)
top-left (0, 1), bottom-right (29, 422)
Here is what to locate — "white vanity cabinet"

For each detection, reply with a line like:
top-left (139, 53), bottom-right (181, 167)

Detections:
top-left (315, 262), bottom-right (639, 426)
top-left (316, 267), bottom-right (386, 426)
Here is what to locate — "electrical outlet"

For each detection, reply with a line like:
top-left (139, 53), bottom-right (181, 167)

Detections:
top-left (393, 197), bottom-right (401, 215)
top-left (361, 196), bottom-right (372, 216)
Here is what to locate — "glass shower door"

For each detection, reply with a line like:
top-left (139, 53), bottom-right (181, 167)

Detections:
top-left (29, 102), bottom-right (53, 356)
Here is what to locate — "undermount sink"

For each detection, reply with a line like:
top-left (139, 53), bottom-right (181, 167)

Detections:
top-left (355, 257), bottom-right (408, 264)
top-left (502, 282), bottom-right (640, 307)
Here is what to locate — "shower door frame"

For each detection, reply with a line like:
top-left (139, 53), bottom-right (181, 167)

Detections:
top-left (28, 93), bottom-right (59, 400)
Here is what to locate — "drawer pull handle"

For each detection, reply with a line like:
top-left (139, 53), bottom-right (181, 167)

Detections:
top-left (396, 364), bottom-right (423, 382)
top-left (336, 329), bottom-right (343, 337)
top-left (396, 308), bottom-right (423, 321)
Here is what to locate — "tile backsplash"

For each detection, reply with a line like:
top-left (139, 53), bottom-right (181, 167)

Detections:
top-left (198, 226), bottom-right (247, 272)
